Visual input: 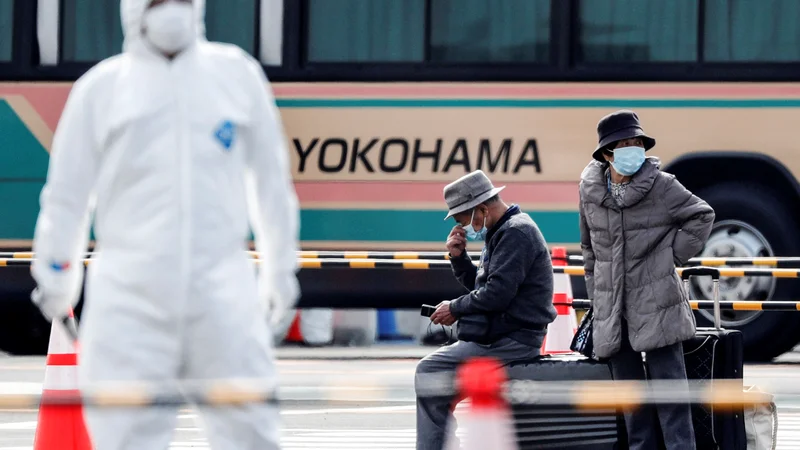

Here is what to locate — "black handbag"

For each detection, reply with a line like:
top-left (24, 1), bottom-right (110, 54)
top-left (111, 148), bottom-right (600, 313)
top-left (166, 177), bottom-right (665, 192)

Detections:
top-left (456, 313), bottom-right (531, 345)
top-left (455, 314), bottom-right (495, 345)
top-left (570, 306), bottom-right (599, 360)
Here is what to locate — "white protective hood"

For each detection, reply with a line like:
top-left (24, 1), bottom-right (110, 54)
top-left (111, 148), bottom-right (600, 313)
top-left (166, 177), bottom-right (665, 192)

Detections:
top-left (120, 0), bottom-right (207, 53)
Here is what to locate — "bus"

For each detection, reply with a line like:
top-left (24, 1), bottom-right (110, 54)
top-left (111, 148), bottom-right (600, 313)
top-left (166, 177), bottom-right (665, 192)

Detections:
top-left (1, 0), bottom-right (799, 361)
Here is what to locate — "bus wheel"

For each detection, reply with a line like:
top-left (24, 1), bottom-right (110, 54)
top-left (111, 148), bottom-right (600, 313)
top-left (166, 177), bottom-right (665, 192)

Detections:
top-left (691, 182), bottom-right (800, 362)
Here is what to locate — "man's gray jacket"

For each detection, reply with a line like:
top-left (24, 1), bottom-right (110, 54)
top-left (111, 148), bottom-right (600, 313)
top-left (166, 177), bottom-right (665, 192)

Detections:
top-left (449, 205), bottom-right (557, 346)
top-left (579, 157), bottom-right (715, 358)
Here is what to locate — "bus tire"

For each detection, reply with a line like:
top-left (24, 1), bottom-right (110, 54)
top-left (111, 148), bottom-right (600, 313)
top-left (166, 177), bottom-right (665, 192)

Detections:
top-left (695, 182), bottom-right (800, 362)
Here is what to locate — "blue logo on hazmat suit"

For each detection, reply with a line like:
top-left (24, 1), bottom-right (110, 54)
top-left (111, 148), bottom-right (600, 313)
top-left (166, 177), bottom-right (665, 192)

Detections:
top-left (214, 120), bottom-right (236, 151)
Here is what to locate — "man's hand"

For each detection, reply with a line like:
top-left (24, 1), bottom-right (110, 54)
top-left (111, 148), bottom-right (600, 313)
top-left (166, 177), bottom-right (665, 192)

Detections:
top-left (264, 274), bottom-right (300, 328)
top-left (446, 226), bottom-right (467, 258)
top-left (431, 301), bottom-right (456, 326)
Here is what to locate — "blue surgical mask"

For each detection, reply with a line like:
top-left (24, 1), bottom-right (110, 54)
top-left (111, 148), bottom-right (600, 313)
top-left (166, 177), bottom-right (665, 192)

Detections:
top-left (463, 209), bottom-right (487, 241)
top-left (610, 146), bottom-right (646, 176)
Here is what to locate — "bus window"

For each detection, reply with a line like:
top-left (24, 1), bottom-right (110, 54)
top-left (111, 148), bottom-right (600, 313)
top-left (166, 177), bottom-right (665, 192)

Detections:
top-left (429, 0), bottom-right (550, 63)
top-left (204, 0), bottom-right (259, 56)
top-left (306, 0), bottom-right (425, 62)
top-left (704, 0), bottom-right (800, 62)
top-left (0, 0), bottom-right (12, 62)
top-left (60, 0), bottom-right (259, 63)
top-left (306, 0), bottom-right (550, 64)
top-left (61, 0), bottom-right (123, 62)
top-left (577, 0), bottom-right (698, 63)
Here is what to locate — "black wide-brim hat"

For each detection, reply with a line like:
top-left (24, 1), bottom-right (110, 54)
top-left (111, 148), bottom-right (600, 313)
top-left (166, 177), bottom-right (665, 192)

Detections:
top-left (592, 110), bottom-right (656, 162)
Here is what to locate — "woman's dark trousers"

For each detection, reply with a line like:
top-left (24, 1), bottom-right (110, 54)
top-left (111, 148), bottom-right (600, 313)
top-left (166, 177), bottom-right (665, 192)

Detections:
top-left (609, 324), bottom-right (696, 450)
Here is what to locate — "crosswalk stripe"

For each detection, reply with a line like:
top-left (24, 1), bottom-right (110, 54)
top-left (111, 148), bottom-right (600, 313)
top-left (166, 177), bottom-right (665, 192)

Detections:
top-left (4, 412), bottom-right (800, 449)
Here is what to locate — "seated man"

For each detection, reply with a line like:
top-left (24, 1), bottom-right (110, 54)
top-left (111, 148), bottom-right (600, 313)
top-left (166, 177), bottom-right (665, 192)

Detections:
top-left (415, 170), bottom-right (558, 450)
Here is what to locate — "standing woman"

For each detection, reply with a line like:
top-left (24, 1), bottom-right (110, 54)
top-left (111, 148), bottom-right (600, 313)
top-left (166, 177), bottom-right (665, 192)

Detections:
top-left (578, 110), bottom-right (715, 449)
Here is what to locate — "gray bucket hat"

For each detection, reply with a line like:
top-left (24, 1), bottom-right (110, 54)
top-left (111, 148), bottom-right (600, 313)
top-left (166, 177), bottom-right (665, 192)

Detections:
top-left (443, 170), bottom-right (506, 220)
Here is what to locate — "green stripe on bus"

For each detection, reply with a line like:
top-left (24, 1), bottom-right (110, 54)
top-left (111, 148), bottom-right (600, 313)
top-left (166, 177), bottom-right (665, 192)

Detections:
top-left (298, 209), bottom-right (580, 243)
top-left (0, 182), bottom-right (44, 239)
top-left (0, 200), bottom-right (581, 244)
top-left (277, 99), bottom-right (800, 109)
top-left (0, 101), bottom-right (50, 178)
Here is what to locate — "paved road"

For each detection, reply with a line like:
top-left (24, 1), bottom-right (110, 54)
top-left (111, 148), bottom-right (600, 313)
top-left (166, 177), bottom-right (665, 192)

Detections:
top-left (1, 350), bottom-right (800, 449)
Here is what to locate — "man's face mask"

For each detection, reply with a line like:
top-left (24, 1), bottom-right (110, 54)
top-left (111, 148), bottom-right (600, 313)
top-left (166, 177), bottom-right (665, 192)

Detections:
top-left (463, 208), bottom-right (487, 241)
top-left (143, 1), bottom-right (195, 55)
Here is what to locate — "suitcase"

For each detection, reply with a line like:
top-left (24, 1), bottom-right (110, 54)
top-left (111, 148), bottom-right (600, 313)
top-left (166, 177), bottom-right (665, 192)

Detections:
top-left (679, 267), bottom-right (747, 450)
top-left (504, 354), bottom-right (626, 450)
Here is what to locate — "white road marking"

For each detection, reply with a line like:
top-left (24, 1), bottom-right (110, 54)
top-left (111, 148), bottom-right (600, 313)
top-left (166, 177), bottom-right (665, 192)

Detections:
top-left (0, 421), bottom-right (36, 430)
top-left (282, 405), bottom-right (415, 415)
top-left (2, 415), bottom-right (800, 450)
top-left (3, 415), bottom-right (800, 450)
top-left (0, 405), bottom-right (416, 432)
top-left (0, 383), bottom-right (43, 394)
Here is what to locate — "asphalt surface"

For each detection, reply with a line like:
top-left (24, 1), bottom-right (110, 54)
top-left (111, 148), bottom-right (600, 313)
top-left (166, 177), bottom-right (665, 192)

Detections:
top-left (1, 347), bottom-right (800, 449)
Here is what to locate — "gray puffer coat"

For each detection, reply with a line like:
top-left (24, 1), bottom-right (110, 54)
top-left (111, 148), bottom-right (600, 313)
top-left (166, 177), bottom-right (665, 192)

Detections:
top-left (579, 157), bottom-right (715, 358)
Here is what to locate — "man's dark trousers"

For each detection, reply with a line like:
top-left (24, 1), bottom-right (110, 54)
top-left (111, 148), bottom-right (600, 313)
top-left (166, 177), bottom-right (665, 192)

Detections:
top-left (414, 336), bottom-right (543, 450)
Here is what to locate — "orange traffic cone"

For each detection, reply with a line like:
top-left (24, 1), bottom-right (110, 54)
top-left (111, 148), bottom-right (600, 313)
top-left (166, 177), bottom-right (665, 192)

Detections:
top-left (286, 311), bottom-right (304, 343)
top-left (543, 247), bottom-right (579, 355)
top-left (33, 314), bottom-right (91, 450)
top-left (543, 293), bottom-right (579, 355)
top-left (445, 357), bottom-right (518, 450)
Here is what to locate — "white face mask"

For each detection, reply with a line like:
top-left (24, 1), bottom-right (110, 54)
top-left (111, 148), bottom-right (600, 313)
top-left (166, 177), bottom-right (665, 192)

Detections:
top-left (143, 2), bottom-right (195, 55)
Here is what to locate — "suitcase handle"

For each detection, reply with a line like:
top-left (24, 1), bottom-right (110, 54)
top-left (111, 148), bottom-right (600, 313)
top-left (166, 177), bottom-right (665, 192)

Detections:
top-left (681, 266), bottom-right (722, 330)
top-left (680, 266), bottom-right (721, 281)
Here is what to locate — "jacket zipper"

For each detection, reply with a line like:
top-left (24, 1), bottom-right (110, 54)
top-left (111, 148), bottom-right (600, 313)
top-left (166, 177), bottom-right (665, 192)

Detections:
top-left (620, 207), bottom-right (625, 281)
top-left (619, 206), bottom-right (627, 341)
top-left (175, 61), bottom-right (191, 355)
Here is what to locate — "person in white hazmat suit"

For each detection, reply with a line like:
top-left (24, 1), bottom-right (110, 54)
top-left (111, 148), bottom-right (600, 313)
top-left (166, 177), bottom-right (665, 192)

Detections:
top-left (28, 0), bottom-right (299, 448)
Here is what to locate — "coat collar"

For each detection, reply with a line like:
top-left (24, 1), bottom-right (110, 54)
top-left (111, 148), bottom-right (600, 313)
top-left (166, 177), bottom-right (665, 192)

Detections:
top-left (485, 204), bottom-right (521, 243)
top-left (580, 157), bottom-right (661, 209)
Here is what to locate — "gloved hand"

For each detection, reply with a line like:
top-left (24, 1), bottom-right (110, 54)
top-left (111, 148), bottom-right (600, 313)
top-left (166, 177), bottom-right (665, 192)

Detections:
top-left (264, 274), bottom-right (300, 328)
top-left (31, 286), bottom-right (74, 323)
